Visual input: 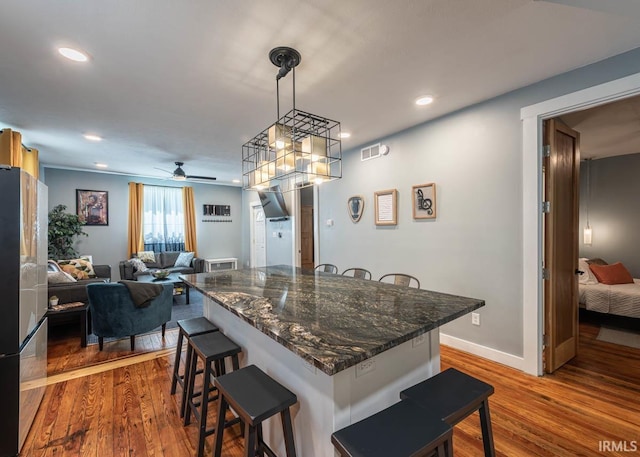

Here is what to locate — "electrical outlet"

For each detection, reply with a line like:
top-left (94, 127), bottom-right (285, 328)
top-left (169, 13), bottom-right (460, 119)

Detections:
top-left (472, 312), bottom-right (480, 326)
top-left (413, 333), bottom-right (426, 347)
top-left (355, 358), bottom-right (376, 378)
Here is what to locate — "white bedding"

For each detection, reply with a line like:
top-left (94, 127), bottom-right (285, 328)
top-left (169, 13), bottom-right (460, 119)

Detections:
top-left (579, 279), bottom-right (640, 318)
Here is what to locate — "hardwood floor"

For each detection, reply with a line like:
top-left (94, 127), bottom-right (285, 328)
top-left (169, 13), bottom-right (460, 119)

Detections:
top-left (22, 321), bottom-right (640, 456)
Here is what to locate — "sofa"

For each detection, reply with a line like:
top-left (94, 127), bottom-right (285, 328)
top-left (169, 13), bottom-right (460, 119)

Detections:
top-left (119, 251), bottom-right (205, 280)
top-left (48, 264), bottom-right (112, 305)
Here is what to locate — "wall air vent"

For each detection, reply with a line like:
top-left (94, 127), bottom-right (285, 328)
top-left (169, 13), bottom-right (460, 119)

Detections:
top-left (361, 143), bottom-right (381, 161)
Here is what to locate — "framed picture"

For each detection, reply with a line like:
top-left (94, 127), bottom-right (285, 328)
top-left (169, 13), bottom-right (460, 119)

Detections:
top-left (347, 195), bottom-right (364, 223)
top-left (412, 183), bottom-right (436, 219)
top-left (76, 189), bottom-right (109, 226)
top-left (374, 189), bottom-right (397, 226)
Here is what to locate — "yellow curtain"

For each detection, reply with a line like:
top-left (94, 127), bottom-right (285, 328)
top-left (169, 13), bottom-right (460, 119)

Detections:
top-left (183, 186), bottom-right (197, 255)
top-left (0, 129), bottom-right (40, 178)
top-left (127, 182), bottom-right (144, 258)
top-left (22, 147), bottom-right (39, 179)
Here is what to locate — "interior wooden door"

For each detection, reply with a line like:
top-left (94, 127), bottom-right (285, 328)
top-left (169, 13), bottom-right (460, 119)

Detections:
top-left (300, 205), bottom-right (314, 270)
top-left (543, 119), bottom-right (580, 373)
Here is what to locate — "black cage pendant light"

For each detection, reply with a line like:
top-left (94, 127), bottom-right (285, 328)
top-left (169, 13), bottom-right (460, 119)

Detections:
top-left (242, 47), bottom-right (342, 192)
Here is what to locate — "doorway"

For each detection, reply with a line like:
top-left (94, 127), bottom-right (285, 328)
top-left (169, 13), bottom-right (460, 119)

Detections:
top-left (521, 71), bottom-right (640, 376)
top-left (299, 186), bottom-right (315, 270)
top-left (250, 203), bottom-right (266, 267)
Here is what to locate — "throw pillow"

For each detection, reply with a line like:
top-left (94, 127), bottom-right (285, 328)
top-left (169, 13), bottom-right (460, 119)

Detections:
top-left (47, 260), bottom-right (62, 272)
top-left (589, 262), bottom-right (634, 285)
top-left (47, 270), bottom-right (77, 284)
top-left (57, 258), bottom-right (97, 280)
top-left (137, 251), bottom-right (156, 263)
top-left (174, 251), bottom-right (194, 268)
top-left (128, 257), bottom-right (148, 272)
top-left (578, 258), bottom-right (598, 285)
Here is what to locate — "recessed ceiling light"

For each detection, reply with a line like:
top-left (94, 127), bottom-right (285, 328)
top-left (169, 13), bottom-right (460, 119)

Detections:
top-left (94, 163), bottom-right (108, 168)
top-left (415, 95), bottom-right (434, 106)
top-left (58, 47), bottom-right (89, 62)
top-left (232, 179), bottom-right (241, 183)
top-left (338, 132), bottom-right (351, 139)
top-left (83, 134), bottom-right (102, 142)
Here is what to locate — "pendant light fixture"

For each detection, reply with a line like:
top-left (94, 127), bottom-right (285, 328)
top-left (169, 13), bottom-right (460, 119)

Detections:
top-left (584, 158), bottom-right (592, 246)
top-left (242, 47), bottom-right (342, 192)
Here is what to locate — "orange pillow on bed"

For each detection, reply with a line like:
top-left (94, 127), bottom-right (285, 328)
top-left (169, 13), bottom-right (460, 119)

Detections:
top-left (589, 262), bottom-right (634, 285)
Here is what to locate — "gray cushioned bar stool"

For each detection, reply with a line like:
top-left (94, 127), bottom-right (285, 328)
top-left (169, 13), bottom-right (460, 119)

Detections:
top-left (331, 401), bottom-right (453, 457)
top-left (183, 331), bottom-right (242, 457)
top-left (400, 368), bottom-right (495, 457)
top-left (170, 317), bottom-right (219, 418)
top-left (212, 364), bottom-right (298, 457)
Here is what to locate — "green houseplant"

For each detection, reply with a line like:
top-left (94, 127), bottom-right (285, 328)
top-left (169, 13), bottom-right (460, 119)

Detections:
top-left (48, 204), bottom-right (88, 260)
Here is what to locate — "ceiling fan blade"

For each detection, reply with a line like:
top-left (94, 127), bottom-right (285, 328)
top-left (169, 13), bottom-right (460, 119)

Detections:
top-left (153, 167), bottom-right (173, 174)
top-left (186, 175), bottom-right (217, 181)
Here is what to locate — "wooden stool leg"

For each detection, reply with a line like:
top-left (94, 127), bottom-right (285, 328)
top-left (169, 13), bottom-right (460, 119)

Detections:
top-left (170, 331), bottom-right (184, 394)
top-left (181, 344), bottom-right (195, 419)
top-left (183, 347), bottom-right (198, 426)
top-left (281, 408), bottom-right (297, 457)
top-left (213, 396), bottom-right (228, 457)
top-left (256, 423), bottom-right (265, 457)
top-left (197, 362), bottom-right (212, 457)
top-left (244, 423), bottom-right (257, 457)
top-left (479, 399), bottom-right (495, 457)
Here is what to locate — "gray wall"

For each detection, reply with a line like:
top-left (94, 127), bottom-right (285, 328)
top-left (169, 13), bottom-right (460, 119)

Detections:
top-left (579, 153), bottom-right (640, 276)
top-left (317, 46), bottom-right (640, 358)
top-left (43, 168), bottom-right (242, 279)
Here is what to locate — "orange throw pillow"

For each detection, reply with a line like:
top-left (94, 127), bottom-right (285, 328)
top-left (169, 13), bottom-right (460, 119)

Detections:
top-left (589, 262), bottom-right (634, 285)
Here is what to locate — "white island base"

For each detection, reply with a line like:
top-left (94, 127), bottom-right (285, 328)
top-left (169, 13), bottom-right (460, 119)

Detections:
top-left (204, 297), bottom-right (441, 457)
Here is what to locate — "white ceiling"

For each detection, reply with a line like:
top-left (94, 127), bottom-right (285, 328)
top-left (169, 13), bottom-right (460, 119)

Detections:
top-left (2, 0), bottom-right (640, 185)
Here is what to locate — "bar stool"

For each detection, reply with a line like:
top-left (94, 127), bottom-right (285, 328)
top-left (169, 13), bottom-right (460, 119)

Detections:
top-left (170, 317), bottom-right (219, 418)
top-left (212, 364), bottom-right (298, 457)
top-left (400, 368), bottom-right (496, 457)
top-left (183, 331), bottom-right (242, 457)
top-left (331, 401), bottom-right (453, 457)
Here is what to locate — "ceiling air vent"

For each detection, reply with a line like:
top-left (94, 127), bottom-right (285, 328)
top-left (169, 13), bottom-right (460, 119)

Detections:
top-left (361, 143), bottom-right (381, 161)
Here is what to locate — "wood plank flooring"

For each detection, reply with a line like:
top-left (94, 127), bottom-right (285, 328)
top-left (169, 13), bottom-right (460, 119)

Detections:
top-left (22, 320), bottom-right (640, 456)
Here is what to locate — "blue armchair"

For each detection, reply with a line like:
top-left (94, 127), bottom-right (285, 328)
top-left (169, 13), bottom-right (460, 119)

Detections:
top-left (87, 282), bottom-right (173, 350)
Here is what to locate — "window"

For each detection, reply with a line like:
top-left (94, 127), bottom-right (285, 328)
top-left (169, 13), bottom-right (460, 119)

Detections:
top-left (143, 186), bottom-right (185, 252)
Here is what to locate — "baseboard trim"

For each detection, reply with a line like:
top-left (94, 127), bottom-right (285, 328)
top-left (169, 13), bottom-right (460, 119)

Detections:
top-left (440, 333), bottom-right (525, 371)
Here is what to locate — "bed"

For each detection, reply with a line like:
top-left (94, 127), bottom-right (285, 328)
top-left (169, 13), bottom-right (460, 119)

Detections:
top-left (578, 258), bottom-right (640, 319)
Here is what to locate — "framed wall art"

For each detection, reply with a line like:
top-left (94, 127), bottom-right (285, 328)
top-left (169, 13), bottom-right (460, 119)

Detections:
top-left (76, 189), bottom-right (109, 226)
top-left (347, 195), bottom-right (364, 223)
top-left (374, 189), bottom-right (397, 226)
top-left (412, 183), bottom-right (436, 219)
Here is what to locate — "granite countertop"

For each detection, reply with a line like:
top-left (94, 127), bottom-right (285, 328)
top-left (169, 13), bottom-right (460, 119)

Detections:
top-left (182, 265), bottom-right (484, 376)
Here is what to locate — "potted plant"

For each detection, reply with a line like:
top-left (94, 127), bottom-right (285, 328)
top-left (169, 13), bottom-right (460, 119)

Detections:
top-left (48, 204), bottom-right (88, 260)
top-left (49, 295), bottom-right (59, 307)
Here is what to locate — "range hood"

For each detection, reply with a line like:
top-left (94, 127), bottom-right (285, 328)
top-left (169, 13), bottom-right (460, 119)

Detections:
top-left (258, 185), bottom-right (289, 219)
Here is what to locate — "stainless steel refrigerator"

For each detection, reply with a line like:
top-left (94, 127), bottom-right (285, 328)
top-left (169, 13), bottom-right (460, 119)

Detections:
top-left (0, 166), bottom-right (48, 457)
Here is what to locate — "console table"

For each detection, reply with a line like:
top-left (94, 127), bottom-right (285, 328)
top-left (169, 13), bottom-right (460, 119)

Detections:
top-left (204, 257), bottom-right (238, 272)
top-left (183, 266), bottom-right (484, 456)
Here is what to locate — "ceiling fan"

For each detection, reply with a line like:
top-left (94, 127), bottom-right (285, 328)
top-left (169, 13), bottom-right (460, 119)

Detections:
top-left (159, 162), bottom-right (217, 181)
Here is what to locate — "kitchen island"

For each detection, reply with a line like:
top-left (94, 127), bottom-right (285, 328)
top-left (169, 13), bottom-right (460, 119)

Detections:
top-left (183, 265), bottom-right (484, 456)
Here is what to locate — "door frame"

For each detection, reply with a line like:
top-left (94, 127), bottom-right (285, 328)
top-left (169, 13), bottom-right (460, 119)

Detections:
top-left (521, 71), bottom-right (640, 375)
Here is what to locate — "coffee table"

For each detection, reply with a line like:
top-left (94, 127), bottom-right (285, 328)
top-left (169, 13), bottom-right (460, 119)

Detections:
top-left (136, 272), bottom-right (190, 304)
